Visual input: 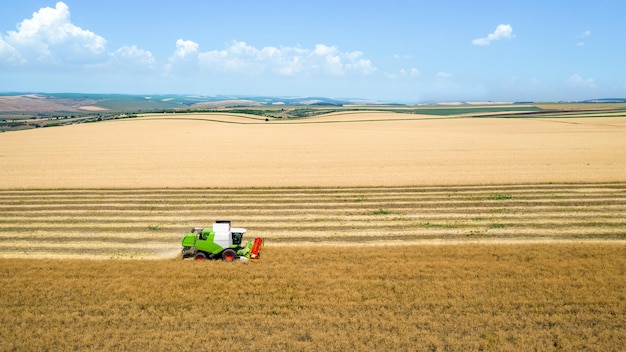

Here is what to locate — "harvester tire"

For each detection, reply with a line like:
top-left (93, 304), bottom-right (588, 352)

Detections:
top-left (222, 249), bottom-right (237, 262)
top-left (194, 252), bottom-right (207, 261)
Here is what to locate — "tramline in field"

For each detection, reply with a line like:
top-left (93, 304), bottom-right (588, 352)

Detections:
top-left (181, 220), bottom-right (262, 262)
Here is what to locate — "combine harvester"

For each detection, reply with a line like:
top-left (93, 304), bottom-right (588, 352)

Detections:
top-left (181, 220), bottom-right (262, 262)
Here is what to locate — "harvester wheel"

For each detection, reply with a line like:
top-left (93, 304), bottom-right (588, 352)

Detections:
top-left (222, 249), bottom-right (237, 262)
top-left (194, 252), bottom-right (207, 261)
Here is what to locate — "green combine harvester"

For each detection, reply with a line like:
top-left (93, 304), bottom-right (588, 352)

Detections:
top-left (181, 220), bottom-right (263, 262)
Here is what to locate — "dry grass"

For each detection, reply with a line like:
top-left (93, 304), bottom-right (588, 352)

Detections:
top-left (0, 244), bottom-right (624, 351)
top-left (1, 114), bottom-right (625, 188)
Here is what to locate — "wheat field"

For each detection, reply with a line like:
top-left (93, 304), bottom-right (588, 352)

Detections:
top-left (1, 113), bottom-right (625, 188)
top-left (1, 244), bottom-right (624, 351)
top-left (1, 111), bottom-right (625, 350)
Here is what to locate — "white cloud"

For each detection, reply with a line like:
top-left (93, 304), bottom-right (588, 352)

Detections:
top-left (198, 41), bottom-right (264, 74)
top-left (437, 71), bottom-right (453, 78)
top-left (163, 39), bottom-right (200, 75)
top-left (568, 74), bottom-right (596, 88)
top-left (1, 2), bottom-right (378, 82)
top-left (197, 40), bottom-right (377, 77)
top-left (472, 24), bottom-right (514, 46)
top-left (311, 44), bottom-right (343, 75)
top-left (111, 45), bottom-right (156, 68)
top-left (0, 2), bottom-right (163, 74)
top-left (2, 2), bottom-right (106, 65)
top-left (263, 46), bottom-right (308, 75)
top-left (344, 51), bottom-right (377, 75)
top-left (173, 39), bottom-right (199, 60)
top-left (0, 36), bottom-right (23, 64)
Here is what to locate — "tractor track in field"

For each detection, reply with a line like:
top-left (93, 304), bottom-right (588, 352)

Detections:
top-left (0, 183), bottom-right (624, 259)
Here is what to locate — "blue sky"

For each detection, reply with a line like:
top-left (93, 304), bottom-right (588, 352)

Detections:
top-left (1, 1), bottom-right (624, 103)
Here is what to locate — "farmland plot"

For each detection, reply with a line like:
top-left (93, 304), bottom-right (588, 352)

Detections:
top-left (0, 183), bottom-right (624, 258)
top-left (0, 111), bottom-right (625, 350)
top-left (0, 244), bottom-right (624, 351)
top-left (0, 114), bottom-right (625, 188)
top-left (0, 113), bottom-right (625, 258)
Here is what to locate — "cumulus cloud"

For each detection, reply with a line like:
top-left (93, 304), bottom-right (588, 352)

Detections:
top-left (1, 2), bottom-right (378, 82)
top-left (161, 39), bottom-right (201, 76)
top-left (0, 37), bottom-right (24, 65)
top-left (472, 24), bottom-right (514, 46)
top-left (568, 74), bottom-right (596, 88)
top-left (197, 40), bottom-right (377, 76)
top-left (1, 2), bottom-right (106, 65)
top-left (198, 41), bottom-right (264, 74)
top-left (111, 45), bottom-right (156, 68)
top-left (173, 39), bottom-right (199, 60)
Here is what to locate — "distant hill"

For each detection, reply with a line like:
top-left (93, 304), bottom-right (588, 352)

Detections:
top-left (2, 93), bottom-right (625, 132)
top-left (3, 92), bottom-right (625, 114)
top-left (0, 93), bottom-right (383, 113)
top-left (0, 93), bottom-right (393, 131)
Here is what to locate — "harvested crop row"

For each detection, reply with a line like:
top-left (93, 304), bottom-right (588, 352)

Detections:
top-left (0, 183), bottom-right (624, 258)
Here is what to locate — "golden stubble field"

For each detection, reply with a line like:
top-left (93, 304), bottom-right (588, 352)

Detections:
top-left (1, 111), bottom-right (625, 350)
top-left (1, 112), bottom-right (625, 188)
top-left (1, 245), bottom-right (624, 351)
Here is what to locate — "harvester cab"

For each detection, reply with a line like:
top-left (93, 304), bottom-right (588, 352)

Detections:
top-left (181, 220), bottom-right (262, 262)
